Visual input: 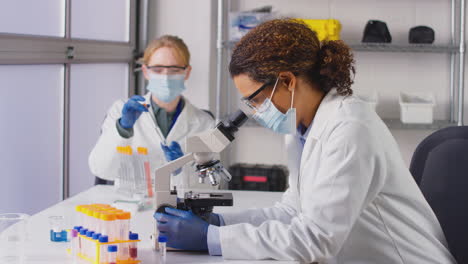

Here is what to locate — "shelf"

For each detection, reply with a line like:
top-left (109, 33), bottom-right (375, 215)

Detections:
top-left (224, 41), bottom-right (460, 54)
top-left (349, 43), bottom-right (459, 54)
top-left (383, 119), bottom-right (457, 130)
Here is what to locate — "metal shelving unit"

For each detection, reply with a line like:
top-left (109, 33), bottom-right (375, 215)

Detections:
top-left (215, 0), bottom-right (466, 130)
top-left (348, 43), bottom-right (459, 53)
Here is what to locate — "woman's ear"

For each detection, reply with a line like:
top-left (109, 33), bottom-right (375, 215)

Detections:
top-left (184, 65), bottom-right (192, 81)
top-left (278, 72), bottom-right (296, 92)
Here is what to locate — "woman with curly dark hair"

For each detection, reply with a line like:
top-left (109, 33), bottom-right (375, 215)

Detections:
top-left (155, 19), bottom-right (455, 263)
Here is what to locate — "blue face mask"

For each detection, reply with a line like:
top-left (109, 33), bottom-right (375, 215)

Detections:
top-left (146, 73), bottom-right (186, 103)
top-left (252, 78), bottom-right (297, 135)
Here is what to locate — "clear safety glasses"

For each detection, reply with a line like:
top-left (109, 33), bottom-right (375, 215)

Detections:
top-left (145, 65), bottom-right (187, 75)
top-left (239, 80), bottom-right (276, 116)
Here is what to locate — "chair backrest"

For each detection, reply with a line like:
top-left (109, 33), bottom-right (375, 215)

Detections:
top-left (410, 126), bottom-right (468, 263)
top-left (410, 126), bottom-right (468, 184)
top-left (94, 177), bottom-right (114, 186)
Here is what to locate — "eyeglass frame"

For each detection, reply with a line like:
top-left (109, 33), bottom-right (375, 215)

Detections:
top-left (145, 64), bottom-right (188, 75)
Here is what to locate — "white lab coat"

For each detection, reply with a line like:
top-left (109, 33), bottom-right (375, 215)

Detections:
top-left (89, 93), bottom-right (215, 189)
top-left (219, 90), bottom-right (456, 263)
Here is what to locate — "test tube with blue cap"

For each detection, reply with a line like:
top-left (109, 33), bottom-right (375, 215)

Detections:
top-left (129, 232), bottom-right (139, 260)
top-left (98, 235), bottom-right (109, 264)
top-left (85, 231), bottom-right (94, 258)
top-left (107, 245), bottom-right (118, 264)
top-left (92, 233), bottom-right (101, 260)
top-left (158, 235), bottom-right (167, 259)
top-left (79, 228), bottom-right (88, 256)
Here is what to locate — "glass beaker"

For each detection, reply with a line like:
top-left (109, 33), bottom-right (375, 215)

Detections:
top-left (49, 215), bottom-right (68, 242)
top-left (0, 213), bottom-right (29, 263)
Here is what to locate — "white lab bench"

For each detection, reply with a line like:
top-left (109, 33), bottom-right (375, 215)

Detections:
top-left (23, 185), bottom-right (298, 264)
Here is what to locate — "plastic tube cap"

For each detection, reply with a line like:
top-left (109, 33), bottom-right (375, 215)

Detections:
top-left (71, 229), bottom-right (78, 238)
top-left (75, 205), bottom-right (83, 212)
top-left (92, 233), bottom-right (101, 240)
top-left (116, 212), bottom-right (131, 220)
top-left (100, 213), bottom-right (116, 221)
top-left (93, 211), bottom-right (101, 219)
top-left (86, 231), bottom-right (94, 238)
top-left (80, 229), bottom-right (88, 235)
top-left (158, 236), bottom-right (167, 243)
top-left (108, 245), bottom-right (118, 252)
top-left (73, 226), bottom-right (82, 232)
top-left (99, 235), bottom-right (109, 243)
top-left (137, 147), bottom-right (148, 155)
top-left (129, 233), bottom-right (139, 240)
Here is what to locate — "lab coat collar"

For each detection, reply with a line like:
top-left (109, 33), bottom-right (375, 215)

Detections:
top-left (142, 93), bottom-right (190, 144)
top-left (308, 89), bottom-right (346, 141)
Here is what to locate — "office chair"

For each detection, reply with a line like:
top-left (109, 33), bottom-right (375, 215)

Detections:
top-left (409, 126), bottom-right (468, 263)
top-left (95, 177), bottom-right (114, 185)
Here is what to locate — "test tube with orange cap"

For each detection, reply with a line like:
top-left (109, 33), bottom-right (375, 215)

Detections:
top-left (137, 147), bottom-right (153, 197)
top-left (100, 212), bottom-right (117, 242)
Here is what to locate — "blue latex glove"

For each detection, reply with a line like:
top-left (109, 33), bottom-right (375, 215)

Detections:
top-left (160, 141), bottom-right (184, 161)
top-left (119, 95), bottom-right (149, 129)
top-left (154, 207), bottom-right (209, 251)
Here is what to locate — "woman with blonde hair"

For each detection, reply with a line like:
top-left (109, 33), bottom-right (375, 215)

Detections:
top-left (89, 35), bottom-right (214, 189)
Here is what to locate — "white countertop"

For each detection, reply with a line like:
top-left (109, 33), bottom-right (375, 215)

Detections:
top-left (22, 185), bottom-right (298, 264)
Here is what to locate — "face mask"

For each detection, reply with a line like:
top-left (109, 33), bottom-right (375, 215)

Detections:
top-left (252, 77), bottom-right (297, 135)
top-left (146, 73), bottom-right (186, 103)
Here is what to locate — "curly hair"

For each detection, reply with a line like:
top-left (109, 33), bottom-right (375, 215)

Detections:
top-left (229, 19), bottom-right (355, 96)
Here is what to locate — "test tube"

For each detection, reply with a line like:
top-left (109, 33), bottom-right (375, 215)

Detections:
top-left (93, 211), bottom-right (102, 234)
top-left (98, 235), bottom-right (109, 264)
top-left (126, 146), bottom-right (135, 193)
top-left (107, 245), bottom-right (118, 264)
top-left (129, 233), bottom-right (139, 261)
top-left (116, 146), bottom-right (125, 191)
top-left (86, 231), bottom-right (95, 259)
top-left (92, 233), bottom-right (101, 262)
top-left (70, 229), bottom-right (78, 263)
top-left (158, 235), bottom-right (167, 261)
top-left (100, 213), bottom-right (117, 242)
top-left (79, 228), bottom-right (88, 256)
top-left (75, 205), bottom-right (83, 226)
top-left (138, 147), bottom-right (153, 197)
top-left (81, 207), bottom-right (90, 229)
top-left (117, 212), bottom-right (131, 241)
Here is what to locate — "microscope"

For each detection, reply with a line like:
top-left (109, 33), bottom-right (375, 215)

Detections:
top-left (151, 109), bottom-right (249, 249)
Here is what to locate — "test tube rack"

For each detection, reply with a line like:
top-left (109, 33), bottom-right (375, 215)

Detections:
top-left (68, 233), bottom-right (141, 264)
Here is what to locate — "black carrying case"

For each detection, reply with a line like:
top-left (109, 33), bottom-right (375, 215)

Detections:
top-left (228, 163), bottom-right (288, 192)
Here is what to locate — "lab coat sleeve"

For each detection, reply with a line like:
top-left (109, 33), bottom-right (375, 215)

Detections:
top-left (220, 187), bottom-right (298, 226)
top-left (207, 225), bottom-right (223, 256)
top-left (219, 122), bottom-right (385, 262)
top-left (88, 100), bottom-right (132, 181)
top-left (220, 134), bottom-right (299, 226)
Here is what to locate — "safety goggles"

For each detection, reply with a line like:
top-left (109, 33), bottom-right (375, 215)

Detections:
top-left (145, 65), bottom-right (187, 75)
top-left (239, 79), bottom-right (278, 115)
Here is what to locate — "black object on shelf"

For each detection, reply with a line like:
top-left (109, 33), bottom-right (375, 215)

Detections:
top-left (362, 20), bottom-right (392, 43)
top-left (409, 26), bottom-right (435, 44)
top-left (228, 163), bottom-right (288, 192)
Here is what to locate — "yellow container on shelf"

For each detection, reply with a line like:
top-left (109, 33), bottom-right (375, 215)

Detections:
top-left (295, 19), bottom-right (341, 41)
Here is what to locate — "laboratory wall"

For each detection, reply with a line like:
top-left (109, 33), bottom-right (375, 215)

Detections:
top-left (148, 0), bottom-right (468, 168)
top-left (0, 0), bottom-right (133, 214)
top-left (147, 0), bottom-right (217, 111)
